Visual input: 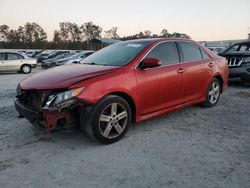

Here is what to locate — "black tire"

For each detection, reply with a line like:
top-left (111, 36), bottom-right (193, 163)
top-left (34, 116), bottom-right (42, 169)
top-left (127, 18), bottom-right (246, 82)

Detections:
top-left (20, 64), bottom-right (31, 74)
top-left (203, 78), bottom-right (221, 107)
top-left (241, 76), bottom-right (250, 86)
top-left (72, 61), bottom-right (78, 64)
top-left (50, 63), bottom-right (55, 67)
top-left (80, 95), bottom-right (132, 144)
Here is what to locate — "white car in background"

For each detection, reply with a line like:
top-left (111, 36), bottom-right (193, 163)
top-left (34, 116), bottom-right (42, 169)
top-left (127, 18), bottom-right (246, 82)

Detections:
top-left (0, 52), bottom-right (37, 74)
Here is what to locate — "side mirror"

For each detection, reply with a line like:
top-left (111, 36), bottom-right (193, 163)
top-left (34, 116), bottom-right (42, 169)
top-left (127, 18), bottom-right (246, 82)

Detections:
top-left (140, 58), bottom-right (161, 69)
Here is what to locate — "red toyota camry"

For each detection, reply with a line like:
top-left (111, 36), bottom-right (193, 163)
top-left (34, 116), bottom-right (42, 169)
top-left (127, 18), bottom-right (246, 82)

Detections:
top-left (15, 38), bottom-right (228, 144)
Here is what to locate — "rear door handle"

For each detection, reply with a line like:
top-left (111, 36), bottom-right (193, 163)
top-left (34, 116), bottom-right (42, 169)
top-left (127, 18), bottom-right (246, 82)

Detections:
top-left (208, 62), bottom-right (214, 68)
top-left (177, 68), bottom-right (185, 74)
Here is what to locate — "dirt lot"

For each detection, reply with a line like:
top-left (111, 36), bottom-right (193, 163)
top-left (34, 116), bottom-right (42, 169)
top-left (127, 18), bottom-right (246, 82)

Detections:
top-left (0, 68), bottom-right (249, 188)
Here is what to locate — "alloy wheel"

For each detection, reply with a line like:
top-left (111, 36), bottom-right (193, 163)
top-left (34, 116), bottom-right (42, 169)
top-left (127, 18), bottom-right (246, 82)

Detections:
top-left (98, 102), bottom-right (128, 139)
top-left (208, 82), bottom-right (220, 104)
top-left (22, 65), bottom-right (31, 73)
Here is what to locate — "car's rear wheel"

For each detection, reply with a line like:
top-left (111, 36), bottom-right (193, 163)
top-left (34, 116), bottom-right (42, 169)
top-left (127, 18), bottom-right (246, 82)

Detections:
top-left (51, 63), bottom-right (56, 67)
top-left (203, 78), bottom-right (221, 107)
top-left (21, 64), bottom-right (31, 74)
top-left (81, 95), bottom-right (132, 144)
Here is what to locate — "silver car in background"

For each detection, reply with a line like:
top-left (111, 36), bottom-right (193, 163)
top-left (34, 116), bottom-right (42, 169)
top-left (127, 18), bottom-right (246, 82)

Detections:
top-left (55, 51), bottom-right (94, 66)
top-left (0, 52), bottom-right (37, 74)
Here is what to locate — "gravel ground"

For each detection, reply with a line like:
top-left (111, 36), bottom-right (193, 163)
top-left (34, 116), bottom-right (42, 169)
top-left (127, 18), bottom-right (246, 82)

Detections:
top-left (0, 68), bottom-right (250, 188)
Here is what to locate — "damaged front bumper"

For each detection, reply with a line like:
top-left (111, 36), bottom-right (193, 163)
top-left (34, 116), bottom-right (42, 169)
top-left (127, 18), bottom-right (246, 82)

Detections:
top-left (14, 97), bottom-right (90, 131)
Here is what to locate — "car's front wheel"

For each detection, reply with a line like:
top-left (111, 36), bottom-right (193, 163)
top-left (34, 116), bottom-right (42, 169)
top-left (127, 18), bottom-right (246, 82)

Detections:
top-left (20, 64), bottom-right (31, 74)
top-left (203, 78), bottom-right (221, 107)
top-left (81, 95), bottom-right (132, 144)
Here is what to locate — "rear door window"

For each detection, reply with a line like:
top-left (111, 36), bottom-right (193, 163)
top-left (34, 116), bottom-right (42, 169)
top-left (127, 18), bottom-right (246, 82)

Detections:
top-left (145, 42), bottom-right (180, 66)
top-left (178, 42), bottom-right (203, 62)
top-left (0, 53), bottom-right (6, 60)
top-left (7, 53), bottom-right (24, 60)
top-left (200, 48), bottom-right (210, 59)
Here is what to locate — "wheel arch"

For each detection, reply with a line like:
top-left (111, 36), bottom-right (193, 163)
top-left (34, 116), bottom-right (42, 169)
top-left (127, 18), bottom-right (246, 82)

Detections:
top-left (106, 91), bottom-right (136, 122)
top-left (214, 74), bottom-right (224, 93)
top-left (20, 64), bottom-right (31, 71)
top-left (20, 63), bottom-right (31, 68)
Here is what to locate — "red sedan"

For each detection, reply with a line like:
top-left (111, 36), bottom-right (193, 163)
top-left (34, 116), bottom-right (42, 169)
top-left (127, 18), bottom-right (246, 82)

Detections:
top-left (15, 38), bottom-right (228, 144)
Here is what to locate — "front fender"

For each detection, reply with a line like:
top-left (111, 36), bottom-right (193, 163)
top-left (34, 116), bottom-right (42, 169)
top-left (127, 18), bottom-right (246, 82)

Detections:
top-left (75, 71), bottom-right (137, 105)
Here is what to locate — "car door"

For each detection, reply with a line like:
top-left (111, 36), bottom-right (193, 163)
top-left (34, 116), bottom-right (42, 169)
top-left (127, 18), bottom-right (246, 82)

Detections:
top-left (5, 53), bottom-right (24, 71)
top-left (135, 42), bottom-right (186, 115)
top-left (177, 42), bottom-right (214, 102)
top-left (0, 53), bottom-right (7, 71)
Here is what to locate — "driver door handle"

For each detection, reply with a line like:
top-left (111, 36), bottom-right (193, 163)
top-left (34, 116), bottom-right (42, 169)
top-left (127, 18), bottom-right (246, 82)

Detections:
top-left (177, 68), bottom-right (185, 74)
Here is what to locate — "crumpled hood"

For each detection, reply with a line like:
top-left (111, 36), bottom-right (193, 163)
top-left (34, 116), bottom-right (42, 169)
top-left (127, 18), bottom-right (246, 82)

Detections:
top-left (20, 64), bottom-right (118, 90)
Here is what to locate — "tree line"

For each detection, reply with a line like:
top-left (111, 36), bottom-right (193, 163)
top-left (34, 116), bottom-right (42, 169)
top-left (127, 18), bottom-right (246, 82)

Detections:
top-left (0, 22), bottom-right (191, 50)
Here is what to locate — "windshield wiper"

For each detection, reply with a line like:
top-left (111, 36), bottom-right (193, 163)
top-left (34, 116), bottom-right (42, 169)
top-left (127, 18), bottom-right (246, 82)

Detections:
top-left (84, 62), bottom-right (109, 66)
top-left (84, 62), bottom-right (96, 65)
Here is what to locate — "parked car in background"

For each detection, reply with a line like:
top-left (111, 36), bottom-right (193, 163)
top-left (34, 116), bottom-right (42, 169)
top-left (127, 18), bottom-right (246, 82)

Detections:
top-left (219, 41), bottom-right (250, 85)
top-left (18, 51), bottom-right (27, 56)
top-left (36, 51), bottom-right (57, 62)
top-left (55, 51), bottom-right (94, 66)
top-left (25, 51), bottom-right (42, 58)
top-left (0, 52), bottom-right (37, 74)
top-left (208, 46), bottom-right (225, 54)
top-left (41, 52), bottom-right (75, 69)
top-left (15, 38), bottom-right (228, 144)
top-left (25, 51), bottom-right (36, 57)
top-left (31, 50), bottom-right (45, 58)
top-left (37, 51), bottom-right (68, 63)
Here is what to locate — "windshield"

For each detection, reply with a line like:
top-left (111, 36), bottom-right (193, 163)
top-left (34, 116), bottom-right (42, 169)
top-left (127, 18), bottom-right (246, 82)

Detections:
top-left (72, 52), bottom-right (86, 58)
top-left (63, 53), bottom-right (74, 58)
top-left (224, 43), bottom-right (250, 54)
top-left (80, 41), bottom-right (150, 66)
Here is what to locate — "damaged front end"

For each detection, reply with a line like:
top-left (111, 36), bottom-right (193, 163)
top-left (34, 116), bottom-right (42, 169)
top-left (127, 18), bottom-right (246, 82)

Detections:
top-left (15, 85), bottom-right (88, 131)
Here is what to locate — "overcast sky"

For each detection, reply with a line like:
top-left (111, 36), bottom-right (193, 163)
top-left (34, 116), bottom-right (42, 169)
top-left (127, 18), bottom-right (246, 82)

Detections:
top-left (0, 0), bottom-right (249, 41)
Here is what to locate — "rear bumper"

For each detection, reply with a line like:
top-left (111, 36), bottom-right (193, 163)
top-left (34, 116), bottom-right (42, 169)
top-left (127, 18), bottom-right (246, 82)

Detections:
top-left (41, 64), bottom-right (49, 69)
top-left (31, 64), bottom-right (37, 68)
top-left (41, 63), bottom-right (55, 69)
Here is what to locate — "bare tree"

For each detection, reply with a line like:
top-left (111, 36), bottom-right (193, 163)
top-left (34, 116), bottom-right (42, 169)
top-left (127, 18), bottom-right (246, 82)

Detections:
top-left (0, 25), bottom-right (9, 42)
top-left (105, 27), bottom-right (119, 38)
top-left (23, 22), bottom-right (47, 43)
top-left (80, 22), bottom-right (102, 40)
top-left (144, 30), bottom-right (152, 38)
top-left (160, 29), bottom-right (169, 38)
top-left (53, 30), bottom-right (62, 44)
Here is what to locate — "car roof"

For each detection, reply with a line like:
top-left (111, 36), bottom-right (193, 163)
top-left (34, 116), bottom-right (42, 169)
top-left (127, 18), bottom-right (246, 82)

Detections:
top-left (0, 51), bottom-right (24, 55)
top-left (232, 40), bottom-right (250, 46)
top-left (122, 38), bottom-right (195, 44)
